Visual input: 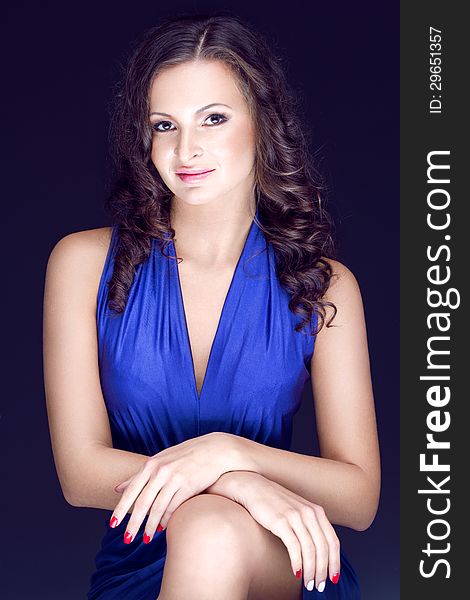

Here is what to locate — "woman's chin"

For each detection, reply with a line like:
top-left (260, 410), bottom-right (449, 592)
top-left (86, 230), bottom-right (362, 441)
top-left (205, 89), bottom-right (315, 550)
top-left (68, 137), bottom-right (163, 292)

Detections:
top-left (174, 194), bottom-right (220, 208)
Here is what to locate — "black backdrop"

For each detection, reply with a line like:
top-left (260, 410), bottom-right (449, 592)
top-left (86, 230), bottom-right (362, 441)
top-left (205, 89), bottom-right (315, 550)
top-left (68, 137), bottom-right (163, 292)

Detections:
top-left (1, 1), bottom-right (399, 598)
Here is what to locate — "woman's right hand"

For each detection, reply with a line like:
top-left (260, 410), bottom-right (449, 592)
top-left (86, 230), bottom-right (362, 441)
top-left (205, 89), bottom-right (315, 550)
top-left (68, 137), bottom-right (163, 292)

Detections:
top-left (226, 470), bottom-right (341, 592)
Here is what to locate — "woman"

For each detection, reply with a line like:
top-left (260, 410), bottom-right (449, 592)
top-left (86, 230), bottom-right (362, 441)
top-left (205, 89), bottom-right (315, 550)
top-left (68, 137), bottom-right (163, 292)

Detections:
top-left (43, 12), bottom-right (380, 600)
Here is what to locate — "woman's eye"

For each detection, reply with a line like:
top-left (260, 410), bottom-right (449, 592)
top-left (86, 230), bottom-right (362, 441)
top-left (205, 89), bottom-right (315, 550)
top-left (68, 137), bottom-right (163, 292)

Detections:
top-left (152, 121), bottom-right (175, 133)
top-left (151, 113), bottom-right (228, 133)
top-left (205, 113), bottom-right (228, 126)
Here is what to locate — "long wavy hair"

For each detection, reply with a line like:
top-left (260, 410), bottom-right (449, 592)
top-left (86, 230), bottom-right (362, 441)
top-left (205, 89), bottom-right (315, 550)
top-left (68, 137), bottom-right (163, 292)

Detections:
top-left (104, 11), bottom-right (338, 335)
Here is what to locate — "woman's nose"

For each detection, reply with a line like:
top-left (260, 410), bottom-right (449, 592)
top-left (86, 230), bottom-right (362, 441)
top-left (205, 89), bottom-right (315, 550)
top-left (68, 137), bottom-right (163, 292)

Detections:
top-left (174, 128), bottom-right (203, 161)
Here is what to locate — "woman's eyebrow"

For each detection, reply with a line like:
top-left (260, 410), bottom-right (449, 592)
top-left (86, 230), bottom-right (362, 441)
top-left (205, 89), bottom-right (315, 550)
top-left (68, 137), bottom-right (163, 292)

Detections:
top-left (149, 103), bottom-right (233, 117)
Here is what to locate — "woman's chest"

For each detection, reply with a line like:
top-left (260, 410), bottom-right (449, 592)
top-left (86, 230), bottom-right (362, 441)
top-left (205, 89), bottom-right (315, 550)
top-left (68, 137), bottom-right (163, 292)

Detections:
top-left (176, 259), bottom-right (238, 398)
top-left (96, 235), bottom-right (316, 450)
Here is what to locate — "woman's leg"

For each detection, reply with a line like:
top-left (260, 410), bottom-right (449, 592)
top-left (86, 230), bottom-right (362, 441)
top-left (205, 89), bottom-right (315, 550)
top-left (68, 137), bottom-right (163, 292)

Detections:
top-left (157, 494), bottom-right (302, 600)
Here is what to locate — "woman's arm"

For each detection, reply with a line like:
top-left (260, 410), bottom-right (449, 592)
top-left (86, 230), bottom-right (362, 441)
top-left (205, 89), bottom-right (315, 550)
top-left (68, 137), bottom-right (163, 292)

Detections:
top-left (43, 229), bottom-right (249, 514)
top-left (221, 260), bottom-right (381, 532)
top-left (67, 443), bottom-right (238, 511)
top-left (43, 229), bottom-right (148, 511)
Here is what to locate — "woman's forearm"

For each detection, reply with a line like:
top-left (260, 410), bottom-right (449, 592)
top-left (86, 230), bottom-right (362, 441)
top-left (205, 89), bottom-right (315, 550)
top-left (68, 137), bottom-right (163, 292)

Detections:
top-left (65, 436), bottom-right (379, 531)
top-left (224, 433), bottom-right (380, 531)
top-left (67, 444), bottom-right (249, 513)
top-left (66, 444), bottom-right (148, 513)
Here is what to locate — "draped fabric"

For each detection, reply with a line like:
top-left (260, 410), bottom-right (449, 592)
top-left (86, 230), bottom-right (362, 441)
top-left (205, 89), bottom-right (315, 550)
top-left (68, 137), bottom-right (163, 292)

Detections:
top-left (87, 207), bottom-right (361, 599)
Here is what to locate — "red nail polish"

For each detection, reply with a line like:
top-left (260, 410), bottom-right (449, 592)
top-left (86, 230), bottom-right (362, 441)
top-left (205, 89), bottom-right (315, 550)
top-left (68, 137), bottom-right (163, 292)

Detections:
top-left (331, 572), bottom-right (340, 584)
top-left (157, 523), bottom-right (164, 532)
top-left (295, 568), bottom-right (302, 579)
top-left (124, 531), bottom-right (133, 544)
top-left (109, 516), bottom-right (118, 528)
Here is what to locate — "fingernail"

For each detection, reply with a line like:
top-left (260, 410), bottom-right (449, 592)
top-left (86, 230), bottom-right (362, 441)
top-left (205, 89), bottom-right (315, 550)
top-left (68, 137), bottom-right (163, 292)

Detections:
top-left (295, 568), bottom-right (302, 579)
top-left (332, 572), bottom-right (340, 584)
top-left (306, 579), bottom-right (315, 591)
top-left (157, 523), bottom-right (164, 532)
top-left (124, 531), bottom-right (133, 544)
top-left (317, 580), bottom-right (325, 592)
top-left (109, 516), bottom-right (119, 528)
top-left (143, 532), bottom-right (151, 544)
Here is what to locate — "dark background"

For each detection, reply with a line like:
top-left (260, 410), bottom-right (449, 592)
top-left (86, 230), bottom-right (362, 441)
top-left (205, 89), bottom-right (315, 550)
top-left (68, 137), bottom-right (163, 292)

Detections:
top-left (2, 1), bottom-right (399, 598)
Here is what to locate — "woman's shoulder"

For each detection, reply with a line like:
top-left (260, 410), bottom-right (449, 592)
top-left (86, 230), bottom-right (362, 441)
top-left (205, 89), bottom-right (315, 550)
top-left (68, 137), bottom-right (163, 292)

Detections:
top-left (311, 257), bottom-right (365, 344)
top-left (319, 256), bottom-right (362, 303)
top-left (48, 226), bottom-right (113, 271)
top-left (45, 226), bottom-right (114, 304)
top-left (321, 256), bottom-right (357, 282)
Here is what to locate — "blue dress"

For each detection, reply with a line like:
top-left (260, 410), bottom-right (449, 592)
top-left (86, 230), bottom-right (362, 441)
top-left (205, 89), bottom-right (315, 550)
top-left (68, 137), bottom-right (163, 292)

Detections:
top-left (87, 207), bottom-right (361, 599)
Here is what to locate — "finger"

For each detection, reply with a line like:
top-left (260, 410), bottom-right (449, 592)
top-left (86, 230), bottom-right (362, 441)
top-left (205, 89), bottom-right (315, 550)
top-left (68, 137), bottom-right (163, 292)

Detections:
top-left (109, 469), bottom-right (151, 531)
top-left (124, 477), bottom-right (168, 543)
top-left (286, 510), bottom-right (318, 592)
top-left (269, 514), bottom-right (303, 580)
top-left (301, 505), bottom-right (330, 593)
top-left (143, 486), bottom-right (181, 543)
top-left (114, 479), bottom-right (130, 493)
top-left (159, 487), bottom-right (193, 529)
top-left (314, 507), bottom-right (341, 586)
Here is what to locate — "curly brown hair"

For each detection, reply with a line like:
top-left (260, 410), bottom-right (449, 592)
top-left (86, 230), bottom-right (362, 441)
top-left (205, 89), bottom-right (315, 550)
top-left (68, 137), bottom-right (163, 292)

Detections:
top-left (104, 10), bottom-right (338, 336)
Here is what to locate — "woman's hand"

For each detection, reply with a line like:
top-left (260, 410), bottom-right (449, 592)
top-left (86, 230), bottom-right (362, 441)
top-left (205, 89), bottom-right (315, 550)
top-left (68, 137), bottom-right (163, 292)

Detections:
top-left (228, 471), bottom-right (341, 592)
top-left (109, 432), bottom-right (237, 544)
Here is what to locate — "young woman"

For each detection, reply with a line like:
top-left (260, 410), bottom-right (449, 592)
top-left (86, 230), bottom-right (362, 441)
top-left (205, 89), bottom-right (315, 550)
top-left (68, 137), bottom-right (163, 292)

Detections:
top-left (43, 12), bottom-right (380, 600)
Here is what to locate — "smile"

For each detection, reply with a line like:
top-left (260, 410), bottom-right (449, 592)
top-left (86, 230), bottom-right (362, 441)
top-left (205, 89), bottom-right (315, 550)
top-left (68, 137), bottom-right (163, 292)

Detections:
top-left (176, 170), bottom-right (215, 183)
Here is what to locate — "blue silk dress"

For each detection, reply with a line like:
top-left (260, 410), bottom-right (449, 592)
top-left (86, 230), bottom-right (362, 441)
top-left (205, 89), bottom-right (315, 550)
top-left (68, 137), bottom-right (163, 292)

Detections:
top-left (87, 207), bottom-right (361, 599)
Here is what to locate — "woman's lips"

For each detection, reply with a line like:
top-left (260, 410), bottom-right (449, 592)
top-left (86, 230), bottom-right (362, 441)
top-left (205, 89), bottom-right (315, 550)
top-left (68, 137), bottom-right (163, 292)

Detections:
top-left (176, 169), bottom-right (215, 183)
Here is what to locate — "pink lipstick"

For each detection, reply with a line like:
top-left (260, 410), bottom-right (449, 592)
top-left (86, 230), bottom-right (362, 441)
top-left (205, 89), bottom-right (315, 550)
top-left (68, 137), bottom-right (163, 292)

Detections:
top-left (176, 169), bottom-right (215, 183)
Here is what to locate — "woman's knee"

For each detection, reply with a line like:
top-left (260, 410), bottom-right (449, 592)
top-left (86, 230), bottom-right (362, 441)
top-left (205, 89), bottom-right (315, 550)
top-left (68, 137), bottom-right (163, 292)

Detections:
top-left (165, 494), bottom-right (263, 566)
top-left (163, 494), bottom-right (302, 600)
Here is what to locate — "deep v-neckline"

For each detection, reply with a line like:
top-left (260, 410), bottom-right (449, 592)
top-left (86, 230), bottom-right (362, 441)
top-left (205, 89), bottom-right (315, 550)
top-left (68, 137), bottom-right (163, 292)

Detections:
top-left (172, 211), bottom-right (258, 401)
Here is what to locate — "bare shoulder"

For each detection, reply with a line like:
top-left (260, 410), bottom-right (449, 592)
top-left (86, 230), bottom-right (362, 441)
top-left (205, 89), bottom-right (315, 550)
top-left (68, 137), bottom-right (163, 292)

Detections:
top-left (45, 226), bottom-right (113, 306)
top-left (318, 257), bottom-right (364, 327)
top-left (321, 256), bottom-right (360, 293)
top-left (49, 226), bottom-right (113, 265)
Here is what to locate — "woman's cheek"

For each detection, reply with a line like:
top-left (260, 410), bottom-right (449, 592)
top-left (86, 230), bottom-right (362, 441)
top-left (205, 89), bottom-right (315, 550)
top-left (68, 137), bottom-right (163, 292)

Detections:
top-left (151, 146), bottom-right (171, 183)
top-left (216, 130), bottom-right (255, 170)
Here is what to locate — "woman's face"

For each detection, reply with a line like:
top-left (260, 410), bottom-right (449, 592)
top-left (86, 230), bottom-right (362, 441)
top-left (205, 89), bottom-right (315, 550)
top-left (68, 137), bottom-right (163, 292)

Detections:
top-left (149, 59), bottom-right (257, 209)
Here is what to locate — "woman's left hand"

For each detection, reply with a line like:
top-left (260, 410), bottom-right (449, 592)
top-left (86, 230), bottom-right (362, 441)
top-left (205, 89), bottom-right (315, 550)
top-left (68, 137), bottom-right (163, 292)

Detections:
top-left (109, 432), bottom-right (242, 544)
